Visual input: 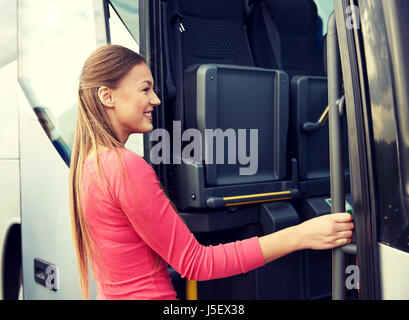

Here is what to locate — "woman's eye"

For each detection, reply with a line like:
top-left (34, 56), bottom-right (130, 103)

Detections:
top-left (142, 87), bottom-right (150, 92)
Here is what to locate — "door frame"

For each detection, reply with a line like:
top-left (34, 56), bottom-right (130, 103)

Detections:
top-left (333, 0), bottom-right (381, 299)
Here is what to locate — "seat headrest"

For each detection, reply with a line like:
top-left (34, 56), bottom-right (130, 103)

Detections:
top-left (178, 0), bottom-right (246, 22)
top-left (266, 0), bottom-right (318, 35)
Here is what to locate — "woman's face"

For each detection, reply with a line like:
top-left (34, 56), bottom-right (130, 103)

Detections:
top-left (108, 63), bottom-right (161, 142)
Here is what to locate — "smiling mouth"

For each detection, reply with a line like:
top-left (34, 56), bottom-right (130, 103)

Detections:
top-left (143, 112), bottom-right (152, 117)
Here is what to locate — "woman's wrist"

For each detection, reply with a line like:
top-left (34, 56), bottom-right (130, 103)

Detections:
top-left (258, 224), bottom-right (304, 264)
top-left (290, 224), bottom-right (306, 251)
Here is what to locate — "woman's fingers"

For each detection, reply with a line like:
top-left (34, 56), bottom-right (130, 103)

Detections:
top-left (331, 238), bottom-right (352, 249)
top-left (333, 237), bottom-right (352, 246)
top-left (332, 212), bottom-right (354, 223)
top-left (335, 221), bottom-right (355, 232)
top-left (333, 230), bottom-right (354, 239)
top-left (330, 215), bottom-right (354, 248)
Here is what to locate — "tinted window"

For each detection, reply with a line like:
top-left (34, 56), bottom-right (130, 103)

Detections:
top-left (18, 0), bottom-right (103, 165)
top-left (359, 0), bottom-right (409, 253)
top-left (313, 0), bottom-right (334, 35)
top-left (109, 0), bottom-right (139, 44)
top-left (108, 2), bottom-right (144, 156)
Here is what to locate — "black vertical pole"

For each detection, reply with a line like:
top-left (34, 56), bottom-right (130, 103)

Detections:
top-left (327, 12), bottom-right (346, 300)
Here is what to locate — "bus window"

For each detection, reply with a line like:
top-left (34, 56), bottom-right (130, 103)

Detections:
top-left (358, 0), bottom-right (409, 254)
top-left (108, 2), bottom-right (139, 52)
top-left (313, 0), bottom-right (334, 35)
top-left (109, 0), bottom-right (140, 45)
top-left (18, 0), bottom-right (104, 165)
top-left (107, 1), bottom-right (144, 156)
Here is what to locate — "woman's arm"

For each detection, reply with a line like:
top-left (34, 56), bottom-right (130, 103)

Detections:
top-left (113, 149), bottom-right (353, 280)
top-left (258, 213), bottom-right (354, 264)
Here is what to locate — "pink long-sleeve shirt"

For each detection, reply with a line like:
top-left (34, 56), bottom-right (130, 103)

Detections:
top-left (82, 148), bottom-right (265, 300)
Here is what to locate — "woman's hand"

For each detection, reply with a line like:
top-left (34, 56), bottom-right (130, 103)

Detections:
top-left (296, 213), bottom-right (354, 250)
top-left (258, 212), bottom-right (354, 264)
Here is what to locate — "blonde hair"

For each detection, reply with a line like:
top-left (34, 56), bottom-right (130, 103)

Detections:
top-left (69, 45), bottom-right (146, 299)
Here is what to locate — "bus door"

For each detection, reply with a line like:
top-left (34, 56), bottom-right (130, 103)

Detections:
top-left (331, 0), bottom-right (409, 299)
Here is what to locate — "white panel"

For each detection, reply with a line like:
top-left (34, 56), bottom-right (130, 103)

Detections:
top-left (379, 242), bottom-right (409, 299)
top-left (0, 159), bottom-right (21, 300)
top-left (19, 86), bottom-right (96, 300)
top-left (0, 61), bottom-right (19, 158)
top-left (17, 0), bottom-right (106, 300)
top-left (125, 133), bottom-right (144, 157)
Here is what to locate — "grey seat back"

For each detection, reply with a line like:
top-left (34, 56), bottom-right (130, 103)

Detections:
top-left (165, 0), bottom-right (290, 194)
top-left (184, 64), bottom-right (289, 186)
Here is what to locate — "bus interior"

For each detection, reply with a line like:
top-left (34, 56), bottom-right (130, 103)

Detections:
top-left (152, 0), bottom-right (352, 300)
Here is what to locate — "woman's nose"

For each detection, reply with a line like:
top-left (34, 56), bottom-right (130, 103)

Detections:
top-left (151, 92), bottom-right (161, 106)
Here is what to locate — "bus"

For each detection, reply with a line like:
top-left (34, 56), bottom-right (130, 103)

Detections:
top-left (1, 0), bottom-right (408, 300)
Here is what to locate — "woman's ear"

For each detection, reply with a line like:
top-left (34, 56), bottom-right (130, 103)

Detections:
top-left (97, 86), bottom-right (115, 108)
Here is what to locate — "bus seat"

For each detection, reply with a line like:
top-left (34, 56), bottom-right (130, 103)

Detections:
top-left (167, 0), bottom-right (254, 130)
top-left (184, 64), bottom-right (289, 186)
top-left (289, 76), bottom-right (330, 180)
top-left (289, 76), bottom-right (350, 184)
top-left (247, 0), bottom-right (325, 78)
top-left (247, 0), bottom-right (348, 194)
top-left (288, 34), bottom-right (349, 187)
top-left (166, 0), bottom-right (290, 194)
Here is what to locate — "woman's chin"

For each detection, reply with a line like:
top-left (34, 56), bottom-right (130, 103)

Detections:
top-left (134, 124), bottom-right (154, 134)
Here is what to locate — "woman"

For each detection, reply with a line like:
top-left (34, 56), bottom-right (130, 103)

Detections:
top-left (69, 45), bottom-right (354, 300)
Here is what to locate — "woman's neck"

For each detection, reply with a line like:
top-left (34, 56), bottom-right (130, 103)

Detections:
top-left (85, 145), bottom-right (110, 162)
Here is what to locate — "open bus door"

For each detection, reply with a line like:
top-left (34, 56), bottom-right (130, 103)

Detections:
top-left (330, 0), bottom-right (409, 299)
